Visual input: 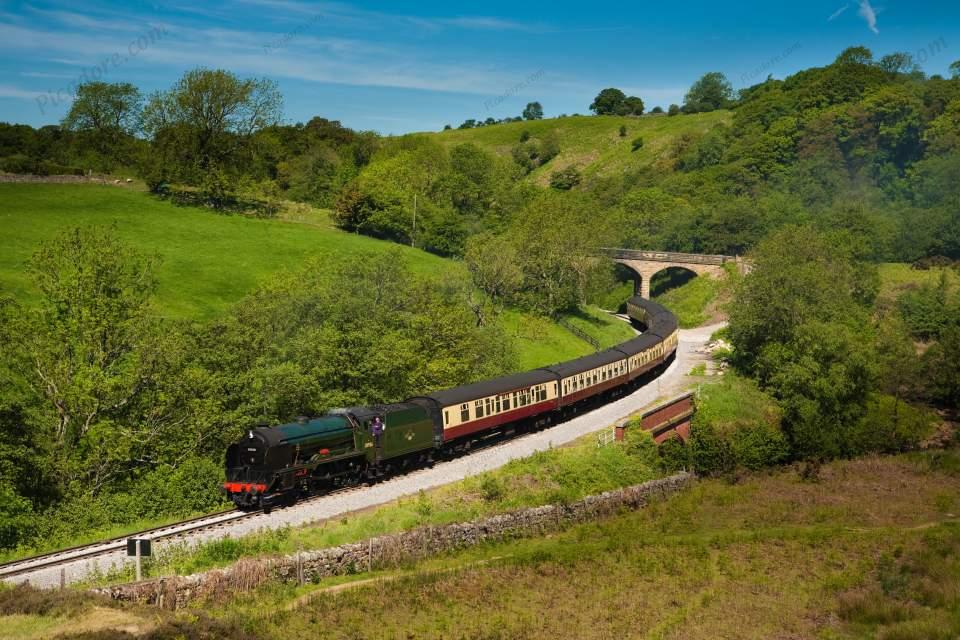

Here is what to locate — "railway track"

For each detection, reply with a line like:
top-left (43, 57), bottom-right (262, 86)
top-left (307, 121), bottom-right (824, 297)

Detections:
top-left (0, 508), bottom-right (253, 581)
top-left (0, 480), bottom-right (400, 584)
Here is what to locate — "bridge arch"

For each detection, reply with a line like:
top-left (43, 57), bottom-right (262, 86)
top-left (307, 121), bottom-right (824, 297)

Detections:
top-left (601, 248), bottom-right (744, 299)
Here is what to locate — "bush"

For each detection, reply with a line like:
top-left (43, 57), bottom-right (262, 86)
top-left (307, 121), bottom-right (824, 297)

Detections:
top-left (623, 425), bottom-right (659, 468)
top-left (689, 422), bottom-right (735, 475)
top-left (658, 436), bottom-right (691, 472)
top-left (619, 125), bottom-right (627, 137)
top-left (0, 154), bottom-right (37, 174)
top-left (668, 104), bottom-right (681, 116)
top-left (847, 395), bottom-right (936, 454)
top-left (549, 166), bottom-right (581, 190)
top-left (519, 130), bottom-right (531, 142)
top-left (0, 483), bottom-right (35, 549)
top-left (631, 136), bottom-right (644, 152)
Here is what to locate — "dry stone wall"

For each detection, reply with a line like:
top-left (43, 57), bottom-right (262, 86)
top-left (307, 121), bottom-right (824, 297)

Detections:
top-left (95, 472), bottom-right (692, 609)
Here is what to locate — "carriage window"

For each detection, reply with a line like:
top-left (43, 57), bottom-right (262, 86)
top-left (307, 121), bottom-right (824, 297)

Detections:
top-left (495, 396), bottom-right (501, 413)
top-left (486, 398), bottom-right (493, 415)
top-left (460, 403), bottom-right (469, 422)
top-left (475, 400), bottom-right (485, 419)
top-left (444, 410), bottom-right (449, 426)
top-left (503, 395), bottom-right (511, 411)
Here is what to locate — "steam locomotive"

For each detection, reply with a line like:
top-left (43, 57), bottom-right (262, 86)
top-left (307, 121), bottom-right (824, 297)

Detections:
top-left (223, 295), bottom-right (678, 511)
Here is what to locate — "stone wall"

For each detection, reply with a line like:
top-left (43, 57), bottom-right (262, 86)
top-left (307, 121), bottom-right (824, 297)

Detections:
top-left (0, 173), bottom-right (132, 185)
top-left (95, 472), bottom-right (693, 609)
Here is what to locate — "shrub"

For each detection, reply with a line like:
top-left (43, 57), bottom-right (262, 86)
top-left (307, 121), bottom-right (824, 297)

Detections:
top-left (631, 136), bottom-right (644, 152)
top-left (479, 475), bottom-right (505, 502)
top-left (729, 422), bottom-right (790, 470)
top-left (549, 166), bottom-right (581, 190)
top-left (668, 104), bottom-right (681, 116)
top-left (658, 436), bottom-right (691, 472)
top-left (618, 125), bottom-right (627, 137)
top-left (519, 130), bottom-right (531, 142)
top-left (847, 395), bottom-right (936, 454)
top-left (623, 426), bottom-right (659, 468)
top-left (0, 154), bottom-right (37, 173)
top-left (689, 422), bottom-right (735, 475)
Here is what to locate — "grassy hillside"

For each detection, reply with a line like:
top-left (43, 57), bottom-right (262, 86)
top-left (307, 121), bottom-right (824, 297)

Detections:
top-left (429, 111), bottom-right (731, 185)
top-left (0, 184), bottom-right (461, 320)
top-left (0, 183), bottom-right (630, 368)
top-left (878, 262), bottom-right (959, 304)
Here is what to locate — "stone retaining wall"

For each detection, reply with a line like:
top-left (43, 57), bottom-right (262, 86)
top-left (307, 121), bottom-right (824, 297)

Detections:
top-left (95, 472), bottom-right (692, 609)
top-left (0, 173), bottom-right (132, 185)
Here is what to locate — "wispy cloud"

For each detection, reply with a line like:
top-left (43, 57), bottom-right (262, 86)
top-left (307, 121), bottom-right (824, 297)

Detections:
top-left (0, 84), bottom-right (49, 100)
top-left (20, 70), bottom-right (76, 79)
top-left (828, 3), bottom-right (850, 21)
top-left (858, 0), bottom-right (879, 34)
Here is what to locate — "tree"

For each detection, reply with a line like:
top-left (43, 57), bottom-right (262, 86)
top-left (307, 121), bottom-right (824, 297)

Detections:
top-left (443, 124), bottom-right (452, 130)
top-left (683, 72), bottom-right (733, 113)
top-left (15, 227), bottom-right (159, 493)
top-left (61, 82), bottom-right (143, 168)
top-left (951, 60), bottom-right (960, 79)
top-left (464, 233), bottom-right (523, 305)
top-left (878, 52), bottom-right (917, 75)
top-left (668, 104), bottom-right (681, 116)
top-left (141, 68), bottom-right (282, 185)
top-left (728, 225), bottom-right (878, 372)
top-left (621, 95), bottom-right (645, 115)
top-left (757, 319), bottom-right (878, 460)
top-left (458, 119), bottom-right (477, 129)
top-left (835, 46), bottom-right (874, 66)
top-left (62, 82), bottom-right (142, 135)
top-left (590, 88), bottom-right (627, 115)
top-left (651, 106), bottom-right (664, 114)
top-left (522, 102), bottom-right (544, 120)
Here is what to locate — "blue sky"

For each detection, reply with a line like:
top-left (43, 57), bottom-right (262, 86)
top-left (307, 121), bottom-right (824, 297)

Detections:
top-left (1, 0), bottom-right (958, 134)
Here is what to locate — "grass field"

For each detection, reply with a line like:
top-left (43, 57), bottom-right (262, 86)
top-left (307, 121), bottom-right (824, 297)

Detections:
top-left (878, 262), bottom-right (959, 305)
top-left (0, 183), bottom-right (463, 320)
top-left (427, 111), bottom-right (731, 185)
top-left (9, 451), bottom-right (958, 639)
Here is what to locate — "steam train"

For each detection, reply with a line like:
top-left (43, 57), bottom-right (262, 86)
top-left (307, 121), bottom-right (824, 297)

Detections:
top-left (223, 295), bottom-right (679, 511)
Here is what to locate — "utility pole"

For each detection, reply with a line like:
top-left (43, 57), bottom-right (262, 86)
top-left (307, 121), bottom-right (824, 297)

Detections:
top-left (411, 194), bottom-right (417, 248)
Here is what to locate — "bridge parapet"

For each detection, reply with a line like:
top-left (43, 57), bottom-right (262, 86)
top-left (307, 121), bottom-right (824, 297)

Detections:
top-left (600, 248), bottom-right (734, 266)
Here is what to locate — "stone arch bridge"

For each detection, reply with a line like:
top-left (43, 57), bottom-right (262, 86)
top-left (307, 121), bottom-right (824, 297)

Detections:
top-left (600, 248), bottom-right (748, 299)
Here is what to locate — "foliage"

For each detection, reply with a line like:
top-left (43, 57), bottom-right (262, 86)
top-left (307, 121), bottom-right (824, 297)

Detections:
top-left (728, 226), bottom-right (878, 370)
top-left (549, 165), bottom-right (581, 190)
top-left (141, 68), bottom-right (282, 197)
top-left (589, 88), bottom-right (645, 115)
top-left (523, 102), bottom-right (544, 120)
top-left (0, 225), bottom-right (519, 552)
top-left (631, 136), bottom-right (644, 151)
top-left (683, 72), bottom-right (734, 113)
top-left (688, 375), bottom-right (787, 474)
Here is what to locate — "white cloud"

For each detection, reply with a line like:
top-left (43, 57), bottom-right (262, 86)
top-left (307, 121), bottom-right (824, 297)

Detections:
top-left (0, 84), bottom-right (48, 100)
top-left (828, 3), bottom-right (850, 21)
top-left (858, 0), bottom-right (879, 34)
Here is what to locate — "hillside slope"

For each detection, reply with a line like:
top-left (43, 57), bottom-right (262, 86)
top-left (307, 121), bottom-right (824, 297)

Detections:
top-left (428, 111), bottom-right (730, 185)
top-left (0, 183), bottom-right (633, 365)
